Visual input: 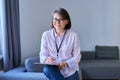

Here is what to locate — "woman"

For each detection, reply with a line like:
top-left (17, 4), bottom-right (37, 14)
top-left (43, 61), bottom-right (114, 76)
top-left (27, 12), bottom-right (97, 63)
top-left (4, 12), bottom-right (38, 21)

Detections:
top-left (40, 8), bottom-right (81, 80)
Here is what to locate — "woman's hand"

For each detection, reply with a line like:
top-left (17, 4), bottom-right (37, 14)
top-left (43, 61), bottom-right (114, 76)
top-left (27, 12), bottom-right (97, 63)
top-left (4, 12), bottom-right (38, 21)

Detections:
top-left (59, 61), bottom-right (68, 69)
top-left (45, 57), bottom-right (55, 64)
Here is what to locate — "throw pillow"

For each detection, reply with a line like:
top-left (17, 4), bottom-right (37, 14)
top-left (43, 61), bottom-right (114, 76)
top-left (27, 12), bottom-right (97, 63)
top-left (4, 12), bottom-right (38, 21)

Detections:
top-left (95, 45), bottom-right (119, 59)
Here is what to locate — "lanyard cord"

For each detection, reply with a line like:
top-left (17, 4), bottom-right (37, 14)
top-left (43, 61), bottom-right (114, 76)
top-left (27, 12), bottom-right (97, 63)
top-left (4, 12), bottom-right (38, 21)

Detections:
top-left (53, 30), bottom-right (67, 56)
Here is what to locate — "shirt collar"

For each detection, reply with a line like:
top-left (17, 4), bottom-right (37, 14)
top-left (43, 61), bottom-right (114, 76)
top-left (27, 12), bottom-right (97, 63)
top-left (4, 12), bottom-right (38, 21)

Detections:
top-left (53, 28), bottom-right (65, 37)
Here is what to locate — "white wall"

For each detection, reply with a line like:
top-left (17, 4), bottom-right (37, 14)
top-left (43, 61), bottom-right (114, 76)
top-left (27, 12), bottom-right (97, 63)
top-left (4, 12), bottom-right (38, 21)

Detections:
top-left (19, 0), bottom-right (120, 63)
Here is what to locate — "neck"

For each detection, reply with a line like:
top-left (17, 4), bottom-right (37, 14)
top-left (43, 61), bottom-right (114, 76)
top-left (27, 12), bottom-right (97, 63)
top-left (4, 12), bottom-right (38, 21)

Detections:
top-left (55, 29), bottom-right (65, 36)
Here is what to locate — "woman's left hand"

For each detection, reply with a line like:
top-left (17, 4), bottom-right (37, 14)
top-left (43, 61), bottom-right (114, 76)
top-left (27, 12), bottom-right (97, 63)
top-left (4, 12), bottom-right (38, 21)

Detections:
top-left (58, 62), bottom-right (68, 69)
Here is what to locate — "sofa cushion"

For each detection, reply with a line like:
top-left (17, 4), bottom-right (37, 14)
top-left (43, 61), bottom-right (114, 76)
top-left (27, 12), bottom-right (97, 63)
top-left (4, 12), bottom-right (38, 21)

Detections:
top-left (25, 56), bottom-right (44, 72)
top-left (95, 45), bottom-right (119, 59)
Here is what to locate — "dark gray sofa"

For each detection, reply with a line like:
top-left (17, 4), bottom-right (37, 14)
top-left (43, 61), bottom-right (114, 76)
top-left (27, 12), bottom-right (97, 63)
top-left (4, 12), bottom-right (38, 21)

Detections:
top-left (80, 46), bottom-right (120, 79)
top-left (0, 45), bottom-right (120, 80)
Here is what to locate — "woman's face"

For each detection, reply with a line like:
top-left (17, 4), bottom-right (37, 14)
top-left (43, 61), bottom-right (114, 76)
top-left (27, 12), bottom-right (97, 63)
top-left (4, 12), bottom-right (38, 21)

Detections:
top-left (52, 13), bottom-right (68, 31)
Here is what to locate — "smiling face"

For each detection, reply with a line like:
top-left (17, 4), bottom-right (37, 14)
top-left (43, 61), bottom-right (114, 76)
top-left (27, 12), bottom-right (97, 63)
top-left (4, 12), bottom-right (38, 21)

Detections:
top-left (52, 13), bottom-right (69, 31)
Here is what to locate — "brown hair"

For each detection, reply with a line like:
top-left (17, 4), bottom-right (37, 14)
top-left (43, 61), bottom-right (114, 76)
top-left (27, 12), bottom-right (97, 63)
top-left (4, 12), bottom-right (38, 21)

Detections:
top-left (51, 8), bottom-right (71, 29)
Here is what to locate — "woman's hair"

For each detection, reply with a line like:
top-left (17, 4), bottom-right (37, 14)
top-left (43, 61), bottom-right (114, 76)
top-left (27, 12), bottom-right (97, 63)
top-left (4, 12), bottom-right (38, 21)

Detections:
top-left (51, 8), bottom-right (71, 29)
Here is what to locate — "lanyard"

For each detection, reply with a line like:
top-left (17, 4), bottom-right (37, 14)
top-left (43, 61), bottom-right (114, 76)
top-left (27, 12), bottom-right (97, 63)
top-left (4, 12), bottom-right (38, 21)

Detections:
top-left (53, 30), bottom-right (67, 56)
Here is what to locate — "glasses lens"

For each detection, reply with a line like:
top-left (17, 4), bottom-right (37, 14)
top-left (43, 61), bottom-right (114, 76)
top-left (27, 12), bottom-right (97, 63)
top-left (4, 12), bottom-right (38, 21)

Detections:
top-left (53, 18), bottom-right (65, 23)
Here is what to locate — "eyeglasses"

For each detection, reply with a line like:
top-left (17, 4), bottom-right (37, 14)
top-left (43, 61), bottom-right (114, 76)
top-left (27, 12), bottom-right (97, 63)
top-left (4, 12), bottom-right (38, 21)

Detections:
top-left (53, 18), bottom-right (65, 23)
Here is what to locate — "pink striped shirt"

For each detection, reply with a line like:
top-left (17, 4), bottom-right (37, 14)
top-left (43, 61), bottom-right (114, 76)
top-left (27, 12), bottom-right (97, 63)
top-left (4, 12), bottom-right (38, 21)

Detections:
top-left (40, 29), bottom-right (81, 78)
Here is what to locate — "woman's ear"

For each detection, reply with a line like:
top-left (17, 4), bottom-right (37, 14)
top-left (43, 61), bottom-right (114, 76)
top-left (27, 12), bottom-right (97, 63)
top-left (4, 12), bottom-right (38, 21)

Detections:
top-left (65, 19), bottom-right (69, 25)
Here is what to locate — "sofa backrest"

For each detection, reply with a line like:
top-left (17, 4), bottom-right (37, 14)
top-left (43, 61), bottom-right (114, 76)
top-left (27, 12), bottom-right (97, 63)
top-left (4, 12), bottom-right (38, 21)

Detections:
top-left (81, 51), bottom-right (95, 60)
top-left (95, 45), bottom-right (119, 59)
top-left (81, 46), bottom-right (119, 60)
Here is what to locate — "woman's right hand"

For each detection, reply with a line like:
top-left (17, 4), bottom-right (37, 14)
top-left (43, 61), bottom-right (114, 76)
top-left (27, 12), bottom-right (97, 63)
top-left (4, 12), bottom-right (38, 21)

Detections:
top-left (45, 57), bottom-right (55, 64)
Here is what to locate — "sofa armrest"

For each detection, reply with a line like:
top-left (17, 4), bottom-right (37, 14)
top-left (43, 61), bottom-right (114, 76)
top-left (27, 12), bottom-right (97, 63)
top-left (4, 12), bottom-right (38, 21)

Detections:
top-left (25, 56), bottom-right (44, 72)
top-left (81, 51), bottom-right (95, 60)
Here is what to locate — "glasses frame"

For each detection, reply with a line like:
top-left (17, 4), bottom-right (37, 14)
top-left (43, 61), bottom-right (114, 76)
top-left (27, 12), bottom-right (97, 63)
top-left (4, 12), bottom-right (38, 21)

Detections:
top-left (53, 18), bottom-right (66, 23)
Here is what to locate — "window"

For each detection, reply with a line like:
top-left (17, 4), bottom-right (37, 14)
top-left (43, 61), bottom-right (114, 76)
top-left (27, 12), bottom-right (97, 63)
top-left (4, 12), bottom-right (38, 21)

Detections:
top-left (0, 0), bottom-right (4, 70)
top-left (0, 0), bottom-right (5, 56)
top-left (0, 5), bottom-right (3, 70)
top-left (0, 20), bottom-right (1, 55)
top-left (0, 3), bottom-right (2, 56)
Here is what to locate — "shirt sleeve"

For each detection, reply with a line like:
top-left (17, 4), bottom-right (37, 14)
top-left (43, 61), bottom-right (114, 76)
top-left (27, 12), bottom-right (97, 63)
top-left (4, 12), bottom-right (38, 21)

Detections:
top-left (39, 32), bottom-right (49, 63)
top-left (66, 33), bottom-right (81, 69)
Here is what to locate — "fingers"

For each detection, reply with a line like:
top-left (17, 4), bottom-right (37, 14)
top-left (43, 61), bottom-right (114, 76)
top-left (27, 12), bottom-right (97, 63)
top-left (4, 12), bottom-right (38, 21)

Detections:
top-left (59, 62), bottom-right (68, 69)
top-left (48, 57), bottom-right (55, 62)
top-left (45, 57), bottom-right (55, 64)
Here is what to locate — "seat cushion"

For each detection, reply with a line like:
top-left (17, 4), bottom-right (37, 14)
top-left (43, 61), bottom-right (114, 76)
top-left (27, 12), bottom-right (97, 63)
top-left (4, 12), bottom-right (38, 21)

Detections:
top-left (0, 66), bottom-right (47, 80)
top-left (80, 60), bottom-right (120, 79)
top-left (25, 56), bottom-right (44, 72)
top-left (95, 46), bottom-right (119, 59)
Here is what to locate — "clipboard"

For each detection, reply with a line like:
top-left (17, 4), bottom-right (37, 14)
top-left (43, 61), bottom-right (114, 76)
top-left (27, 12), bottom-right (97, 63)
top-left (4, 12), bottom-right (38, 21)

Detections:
top-left (34, 62), bottom-right (59, 65)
